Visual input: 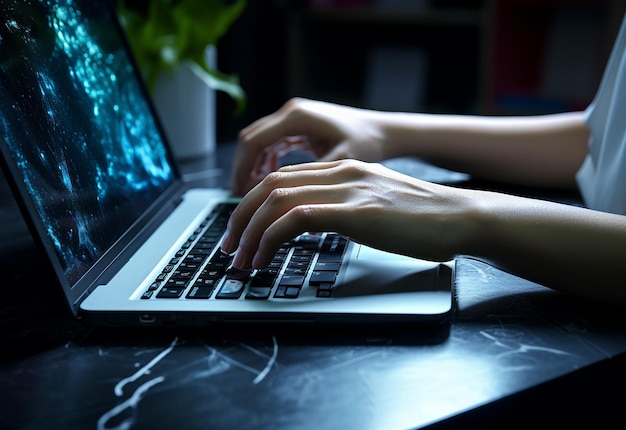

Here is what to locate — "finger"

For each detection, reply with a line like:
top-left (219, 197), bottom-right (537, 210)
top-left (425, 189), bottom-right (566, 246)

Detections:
top-left (251, 203), bottom-right (348, 268)
top-left (232, 113), bottom-right (302, 195)
top-left (240, 174), bottom-right (265, 197)
top-left (272, 159), bottom-right (344, 173)
top-left (251, 149), bottom-right (269, 177)
top-left (243, 161), bottom-right (344, 197)
top-left (234, 188), bottom-right (349, 269)
top-left (238, 154), bottom-right (333, 195)
top-left (223, 165), bottom-right (346, 254)
top-left (231, 135), bottom-right (268, 196)
top-left (233, 101), bottom-right (332, 194)
top-left (238, 98), bottom-right (303, 141)
top-left (231, 114), bottom-right (283, 195)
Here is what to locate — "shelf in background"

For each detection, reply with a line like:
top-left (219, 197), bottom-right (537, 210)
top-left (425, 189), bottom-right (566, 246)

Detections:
top-left (485, 0), bottom-right (625, 115)
top-left (278, 0), bottom-right (626, 116)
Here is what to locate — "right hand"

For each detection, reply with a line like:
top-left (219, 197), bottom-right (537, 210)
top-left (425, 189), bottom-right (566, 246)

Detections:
top-left (230, 98), bottom-right (387, 196)
top-left (222, 159), bottom-right (468, 269)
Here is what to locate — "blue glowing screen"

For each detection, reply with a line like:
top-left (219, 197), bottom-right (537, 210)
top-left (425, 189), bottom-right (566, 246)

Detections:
top-left (0, 0), bottom-right (175, 285)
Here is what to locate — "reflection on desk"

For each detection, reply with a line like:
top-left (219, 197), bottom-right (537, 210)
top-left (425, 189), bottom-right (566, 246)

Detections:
top-left (2, 148), bottom-right (626, 430)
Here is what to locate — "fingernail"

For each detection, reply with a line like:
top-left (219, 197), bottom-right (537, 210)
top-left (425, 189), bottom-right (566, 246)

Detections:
top-left (221, 230), bottom-right (233, 253)
top-left (232, 247), bottom-right (244, 268)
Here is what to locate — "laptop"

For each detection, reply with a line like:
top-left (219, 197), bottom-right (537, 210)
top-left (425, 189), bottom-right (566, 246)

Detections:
top-left (0, 0), bottom-right (454, 328)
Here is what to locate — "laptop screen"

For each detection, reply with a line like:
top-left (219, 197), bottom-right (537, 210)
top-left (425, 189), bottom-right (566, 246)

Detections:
top-left (0, 0), bottom-right (176, 285)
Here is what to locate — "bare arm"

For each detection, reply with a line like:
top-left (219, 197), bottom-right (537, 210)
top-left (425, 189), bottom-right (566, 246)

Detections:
top-left (379, 111), bottom-right (589, 188)
top-left (232, 98), bottom-right (589, 195)
top-left (458, 187), bottom-right (626, 304)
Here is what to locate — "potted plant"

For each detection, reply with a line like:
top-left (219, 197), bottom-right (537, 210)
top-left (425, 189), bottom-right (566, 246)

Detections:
top-left (117, 0), bottom-right (247, 159)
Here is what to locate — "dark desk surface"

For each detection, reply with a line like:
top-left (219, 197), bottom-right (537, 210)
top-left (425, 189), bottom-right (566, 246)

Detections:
top-left (2, 145), bottom-right (626, 430)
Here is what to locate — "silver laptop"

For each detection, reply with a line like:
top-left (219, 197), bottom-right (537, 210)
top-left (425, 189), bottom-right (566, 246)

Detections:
top-left (0, 0), bottom-right (454, 327)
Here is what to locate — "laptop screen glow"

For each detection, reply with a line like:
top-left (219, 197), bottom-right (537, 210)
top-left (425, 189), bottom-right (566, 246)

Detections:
top-left (0, 0), bottom-right (175, 285)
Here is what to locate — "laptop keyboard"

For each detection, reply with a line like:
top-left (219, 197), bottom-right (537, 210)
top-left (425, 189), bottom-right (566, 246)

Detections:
top-left (140, 203), bottom-right (347, 301)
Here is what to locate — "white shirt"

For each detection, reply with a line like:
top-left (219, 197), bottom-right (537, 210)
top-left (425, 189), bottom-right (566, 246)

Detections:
top-left (576, 13), bottom-right (626, 215)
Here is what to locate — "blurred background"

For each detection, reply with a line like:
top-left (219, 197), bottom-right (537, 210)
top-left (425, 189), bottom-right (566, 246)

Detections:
top-left (215, 0), bottom-right (626, 143)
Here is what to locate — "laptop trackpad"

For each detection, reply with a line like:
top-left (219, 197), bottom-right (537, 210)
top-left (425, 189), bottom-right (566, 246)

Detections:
top-left (355, 244), bottom-right (412, 261)
top-left (333, 245), bottom-right (452, 298)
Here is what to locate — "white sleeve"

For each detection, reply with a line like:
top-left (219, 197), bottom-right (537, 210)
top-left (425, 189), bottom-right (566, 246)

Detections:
top-left (576, 12), bottom-right (626, 215)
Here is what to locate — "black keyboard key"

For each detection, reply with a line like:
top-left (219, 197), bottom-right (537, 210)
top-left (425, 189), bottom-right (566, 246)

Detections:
top-left (193, 242), bottom-right (215, 250)
top-left (209, 252), bottom-right (233, 270)
top-left (246, 287), bottom-right (272, 300)
top-left (200, 268), bottom-right (222, 279)
top-left (286, 260), bottom-right (310, 270)
top-left (157, 286), bottom-right (185, 298)
top-left (285, 287), bottom-right (300, 298)
top-left (283, 267), bottom-right (307, 277)
top-left (256, 267), bottom-right (280, 277)
top-left (185, 255), bottom-right (206, 264)
top-left (295, 234), bottom-right (322, 250)
top-left (192, 277), bottom-right (220, 288)
top-left (267, 260), bottom-right (284, 269)
top-left (180, 261), bottom-right (202, 271)
top-left (216, 279), bottom-right (245, 299)
top-left (316, 283), bottom-right (333, 297)
top-left (279, 274), bottom-right (305, 287)
top-left (165, 278), bottom-right (189, 288)
top-left (316, 289), bottom-right (332, 298)
top-left (321, 235), bottom-right (347, 252)
top-left (225, 267), bottom-right (253, 282)
top-left (317, 252), bottom-right (343, 264)
top-left (188, 247), bottom-right (212, 255)
top-left (274, 286), bottom-right (300, 298)
top-left (186, 286), bottom-right (214, 299)
top-left (313, 261), bottom-right (340, 271)
top-left (309, 270), bottom-right (337, 286)
top-left (249, 274), bottom-right (276, 289)
top-left (290, 254), bottom-right (313, 263)
top-left (170, 270), bottom-right (194, 280)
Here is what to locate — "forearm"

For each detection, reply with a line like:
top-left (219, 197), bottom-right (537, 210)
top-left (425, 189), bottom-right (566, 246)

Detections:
top-left (378, 111), bottom-right (589, 188)
top-left (456, 189), bottom-right (626, 306)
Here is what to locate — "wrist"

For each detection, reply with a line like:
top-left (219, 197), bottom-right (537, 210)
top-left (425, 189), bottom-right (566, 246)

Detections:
top-left (377, 111), bottom-right (440, 160)
top-left (445, 188), bottom-right (497, 260)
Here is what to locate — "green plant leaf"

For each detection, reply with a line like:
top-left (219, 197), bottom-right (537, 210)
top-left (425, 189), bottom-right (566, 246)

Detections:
top-left (117, 0), bottom-right (247, 115)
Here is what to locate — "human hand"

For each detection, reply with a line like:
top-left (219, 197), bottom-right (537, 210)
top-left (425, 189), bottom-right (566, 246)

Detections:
top-left (231, 98), bottom-right (387, 195)
top-left (221, 159), bottom-right (470, 269)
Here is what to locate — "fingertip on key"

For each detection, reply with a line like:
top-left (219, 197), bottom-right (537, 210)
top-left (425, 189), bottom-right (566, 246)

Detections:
top-left (220, 231), bottom-right (234, 254)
